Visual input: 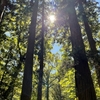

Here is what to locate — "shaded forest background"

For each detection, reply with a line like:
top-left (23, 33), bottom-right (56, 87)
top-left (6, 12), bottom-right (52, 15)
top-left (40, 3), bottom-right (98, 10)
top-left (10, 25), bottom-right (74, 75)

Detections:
top-left (0, 0), bottom-right (100, 100)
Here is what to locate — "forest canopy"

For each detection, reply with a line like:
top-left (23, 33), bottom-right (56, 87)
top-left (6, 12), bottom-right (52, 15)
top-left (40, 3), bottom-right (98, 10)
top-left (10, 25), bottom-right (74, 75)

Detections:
top-left (0, 0), bottom-right (100, 100)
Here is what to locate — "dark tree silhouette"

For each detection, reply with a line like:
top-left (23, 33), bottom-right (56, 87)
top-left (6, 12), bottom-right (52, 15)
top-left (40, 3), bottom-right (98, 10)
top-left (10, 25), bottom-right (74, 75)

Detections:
top-left (21, 0), bottom-right (39, 100)
top-left (67, 0), bottom-right (97, 100)
top-left (37, 0), bottom-right (44, 100)
top-left (78, 0), bottom-right (100, 87)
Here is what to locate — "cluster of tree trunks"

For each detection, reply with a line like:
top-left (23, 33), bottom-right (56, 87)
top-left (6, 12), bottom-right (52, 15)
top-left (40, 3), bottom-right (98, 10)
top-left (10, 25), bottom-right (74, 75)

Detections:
top-left (20, 0), bottom-right (99, 100)
top-left (78, 0), bottom-right (100, 87)
top-left (68, 0), bottom-right (97, 100)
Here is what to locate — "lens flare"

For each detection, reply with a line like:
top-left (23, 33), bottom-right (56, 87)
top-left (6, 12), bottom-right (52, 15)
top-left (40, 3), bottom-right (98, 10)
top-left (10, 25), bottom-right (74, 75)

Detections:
top-left (49, 15), bottom-right (56, 23)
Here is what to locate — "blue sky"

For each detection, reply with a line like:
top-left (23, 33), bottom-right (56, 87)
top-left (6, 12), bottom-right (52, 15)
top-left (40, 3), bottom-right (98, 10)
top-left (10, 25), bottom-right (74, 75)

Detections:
top-left (96, 0), bottom-right (100, 3)
top-left (51, 43), bottom-right (62, 54)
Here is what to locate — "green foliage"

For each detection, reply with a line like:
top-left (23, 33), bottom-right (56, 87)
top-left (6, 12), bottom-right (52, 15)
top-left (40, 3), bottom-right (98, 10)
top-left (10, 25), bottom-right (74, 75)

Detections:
top-left (0, 0), bottom-right (100, 100)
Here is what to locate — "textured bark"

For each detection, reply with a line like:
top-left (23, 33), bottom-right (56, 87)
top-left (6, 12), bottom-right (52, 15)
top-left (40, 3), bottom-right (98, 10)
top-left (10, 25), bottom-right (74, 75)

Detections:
top-left (37, 0), bottom-right (44, 100)
top-left (78, 1), bottom-right (100, 86)
top-left (21, 0), bottom-right (39, 100)
top-left (68, 1), bottom-right (97, 100)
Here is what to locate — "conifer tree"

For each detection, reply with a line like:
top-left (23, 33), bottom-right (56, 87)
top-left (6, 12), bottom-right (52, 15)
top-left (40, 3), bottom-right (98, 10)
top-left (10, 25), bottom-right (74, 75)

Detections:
top-left (78, 0), bottom-right (100, 87)
top-left (37, 0), bottom-right (45, 100)
top-left (67, 0), bottom-right (97, 100)
top-left (21, 0), bottom-right (39, 100)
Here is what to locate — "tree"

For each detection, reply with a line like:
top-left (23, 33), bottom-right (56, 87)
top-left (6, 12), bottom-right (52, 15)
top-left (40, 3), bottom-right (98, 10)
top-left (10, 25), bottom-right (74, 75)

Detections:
top-left (0, 0), bottom-right (100, 100)
top-left (67, 0), bottom-right (97, 100)
top-left (78, 0), bottom-right (100, 86)
top-left (21, 0), bottom-right (39, 100)
top-left (37, 0), bottom-right (45, 100)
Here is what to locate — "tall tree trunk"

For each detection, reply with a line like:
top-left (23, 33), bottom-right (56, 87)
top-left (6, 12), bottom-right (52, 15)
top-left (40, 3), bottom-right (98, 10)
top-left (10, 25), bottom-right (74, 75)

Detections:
top-left (78, 1), bottom-right (97, 53)
top-left (58, 78), bottom-right (62, 100)
top-left (67, 1), bottom-right (97, 100)
top-left (46, 77), bottom-right (49, 100)
top-left (78, 1), bottom-right (100, 86)
top-left (21, 0), bottom-right (39, 100)
top-left (46, 85), bottom-right (49, 100)
top-left (37, 0), bottom-right (44, 100)
top-left (46, 74), bottom-right (49, 100)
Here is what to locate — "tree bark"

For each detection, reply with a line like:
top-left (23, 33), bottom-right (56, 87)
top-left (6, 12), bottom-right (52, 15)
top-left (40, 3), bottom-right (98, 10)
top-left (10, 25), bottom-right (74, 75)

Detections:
top-left (67, 1), bottom-right (97, 100)
top-left (78, 1), bottom-right (100, 86)
top-left (46, 74), bottom-right (49, 100)
top-left (46, 85), bottom-right (49, 100)
top-left (37, 0), bottom-right (44, 100)
top-left (78, 1), bottom-right (97, 53)
top-left (20, 0), bottom-right (39, 100)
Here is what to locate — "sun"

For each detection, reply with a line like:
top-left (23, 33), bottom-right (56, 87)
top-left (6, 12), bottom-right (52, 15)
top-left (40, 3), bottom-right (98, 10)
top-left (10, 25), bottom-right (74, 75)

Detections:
top-left (49, 15), bottom-right (56, 23)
